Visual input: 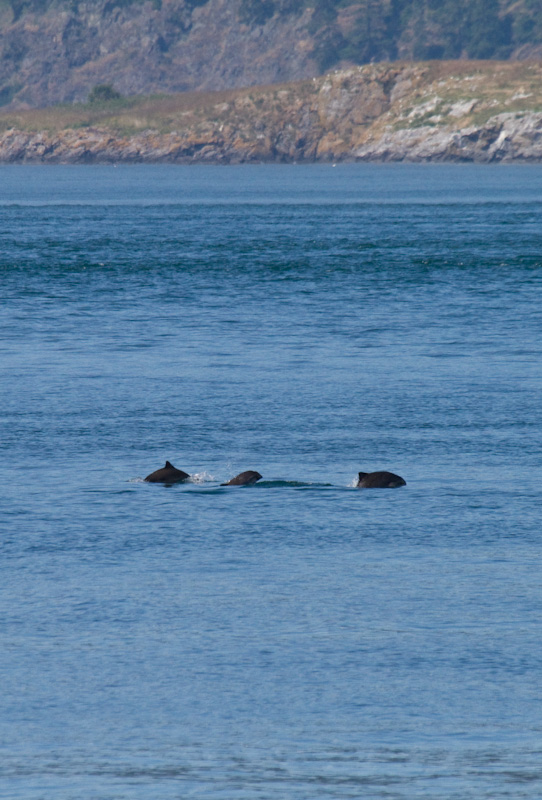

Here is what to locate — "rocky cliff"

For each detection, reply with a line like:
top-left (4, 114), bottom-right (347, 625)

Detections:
top-left (2, 60), bottom-right (542, 163)
top-left (0, 0), bottom-right (317, 108)
top-left (1, 0), bottom-right (542, 111)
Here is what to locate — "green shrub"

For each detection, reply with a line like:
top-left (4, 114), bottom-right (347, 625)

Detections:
top-left (88, 84), bottom-right (122, 104)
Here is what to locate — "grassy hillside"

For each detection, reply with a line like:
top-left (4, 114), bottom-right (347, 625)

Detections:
top-left (1, 0), bottom-right (542, 110)
top-left (0, 89), bottom-right (245, 135)
top-left (1, 59), bottom-right (541, 137)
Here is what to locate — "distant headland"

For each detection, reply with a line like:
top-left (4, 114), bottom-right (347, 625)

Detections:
top-left (2, 61), bottom-right (542, 164)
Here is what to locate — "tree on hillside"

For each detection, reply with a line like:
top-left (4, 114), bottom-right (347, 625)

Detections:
top-left (88, 84), bottom-right (122, 103)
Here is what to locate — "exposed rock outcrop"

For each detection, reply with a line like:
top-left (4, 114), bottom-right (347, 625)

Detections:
top-left (2, 61), bottom-right (542, 163)
top-left (1, 1), bottom-right (542, 111)
top-left (0, 0), bottom-right (316, 108)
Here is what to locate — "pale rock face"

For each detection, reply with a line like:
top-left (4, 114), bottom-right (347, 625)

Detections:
top-left (2, 63), bottom-right (542, 164)
top-left (0, 0), bottom-right (317, 109)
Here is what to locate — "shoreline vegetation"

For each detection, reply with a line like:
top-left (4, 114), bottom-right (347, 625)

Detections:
top-left (2, 60), bottom-right (542, 163)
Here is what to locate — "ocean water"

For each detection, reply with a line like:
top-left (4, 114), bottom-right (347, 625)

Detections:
top-left (1, 163), bottom-right (541, 799)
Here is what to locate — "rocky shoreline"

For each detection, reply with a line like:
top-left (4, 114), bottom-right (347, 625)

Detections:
top-left (2, 62), bottom-right (542, 164)
top-left (2, 111), bottom-right (542, 163)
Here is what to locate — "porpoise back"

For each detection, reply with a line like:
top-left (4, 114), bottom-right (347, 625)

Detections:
top-left (145, 461), bottom-right (190, 483)
top-left (357, 470), bottom-right (406, 488)
top-left (221, 470), bottom-right (262, 486)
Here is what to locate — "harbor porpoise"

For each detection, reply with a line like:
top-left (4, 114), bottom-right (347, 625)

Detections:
top-left (357, 470), bottom-right (406, 488)
top-left (221, 470), bottom-right (262, 486)
top-left (144, 461), bottom-right (190, 483)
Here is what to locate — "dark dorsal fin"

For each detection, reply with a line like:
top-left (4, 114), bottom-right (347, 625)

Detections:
top-left (165, 461), bottom-right (174, 469)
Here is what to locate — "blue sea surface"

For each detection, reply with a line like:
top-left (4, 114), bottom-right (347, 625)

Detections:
top-left (1, 163), bottom-right (541, 799)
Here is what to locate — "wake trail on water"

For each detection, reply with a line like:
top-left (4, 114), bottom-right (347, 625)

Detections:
top-left (130, 478), bottom-right (351, 491)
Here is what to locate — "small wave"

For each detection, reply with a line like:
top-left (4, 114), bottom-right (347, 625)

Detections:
top-left (256, 480), bottom-right (335, 489)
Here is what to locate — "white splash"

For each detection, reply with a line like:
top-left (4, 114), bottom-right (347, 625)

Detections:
top-left (189, 471), bottom-right (215, 484)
